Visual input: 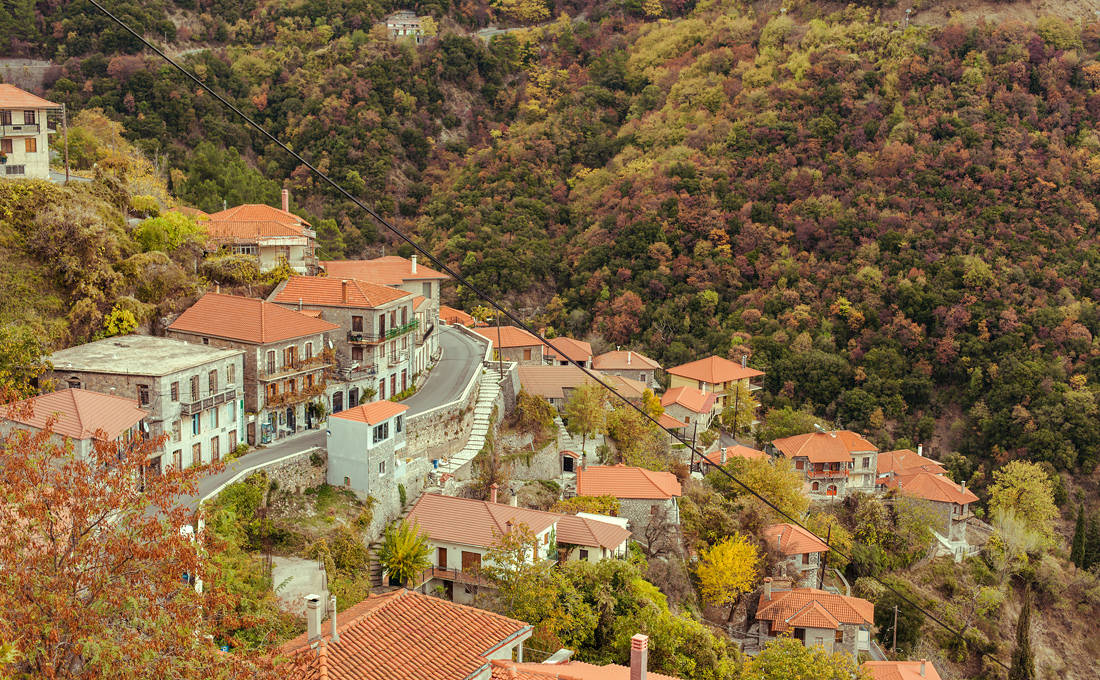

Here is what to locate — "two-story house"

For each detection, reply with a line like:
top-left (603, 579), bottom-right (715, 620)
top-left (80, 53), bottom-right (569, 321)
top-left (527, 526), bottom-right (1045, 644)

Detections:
top-left (575, 464), bottom-right (682, 545)
top-left (661, 386), bottom-right (717, 432)
top-left (322, 256), bottom-right (448, 374)
top-left (543, 337), bottom-right (593, 368)
top-left (47, 336), bottom-right (245, 470)
top-left (754, 578), bottom-right (875, 657)
top-left (166, 293), bottom-right (339, 445)
top-left (666, 355), bottom-right (764, 410)
top-left (269, 276), bottom-right (416, 407)
top-left (202, 191), bottom-right (318, 274)
top-left (405, 491), bottom-right (630, 604)
top-left (763, 523), bottom-right (830, 588)
top-left (384, 10), bottom-right (425, 43)
top-left (0, 84), bottom-right (59, 180)
top-left (593, 349), bottom-right (662, 389)
top-left (0, 388), bottom-right (148, 465)
top-left (283, 589), bottom-right (533, 680)
top-left (771, 430), bottom-right (879, 500)
top-left (881, 467), bottom-right (979, 559)
top-left (327, 400), bottom-right (409, 498)
top-left (472, 325), bottom-right (545, 365)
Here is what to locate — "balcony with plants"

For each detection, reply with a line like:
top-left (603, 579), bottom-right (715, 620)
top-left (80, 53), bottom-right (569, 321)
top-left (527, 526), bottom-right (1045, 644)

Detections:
top-left (259, 349), bottom-right (334, 382)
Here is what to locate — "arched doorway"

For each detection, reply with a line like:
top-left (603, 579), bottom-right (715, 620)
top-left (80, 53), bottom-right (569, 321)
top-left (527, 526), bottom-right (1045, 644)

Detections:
top-left (333, 391), bottom-right (343, 413)
top-left (826, 484), bottom-right (838, 497)
top-left (286, 407), bottom-right (296, 432)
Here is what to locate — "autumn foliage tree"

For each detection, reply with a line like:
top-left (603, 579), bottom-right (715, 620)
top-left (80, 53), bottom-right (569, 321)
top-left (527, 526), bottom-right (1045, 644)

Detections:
top-left (695, 533), bottom-right (760, 623)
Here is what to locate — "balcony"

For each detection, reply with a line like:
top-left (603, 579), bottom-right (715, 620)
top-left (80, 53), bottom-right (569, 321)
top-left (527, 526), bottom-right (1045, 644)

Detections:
top-left (807, 467), bottom-right (850, 479)
top-left (259, 350), bottom-right (334, 381)
top-left (385, 351), bottom-right (409, 368)
top-left (347, 320), bottom-right (420, 345)
top-left (0, 123), bottom-right (40, 136)
top-left (329, 357), bottom-right (378, 382)
top-left (265, 382), bottom-right (326, 408)
top-left (415, 566), bottom-right (492, 589)
top-left (179, 388), bottom-right (237, 417)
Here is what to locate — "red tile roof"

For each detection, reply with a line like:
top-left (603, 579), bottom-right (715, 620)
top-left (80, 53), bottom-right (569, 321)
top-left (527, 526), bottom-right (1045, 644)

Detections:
top-left (204, 220), bottom-right (307, 241)
top-left (518, 365), bottom-right (596, 400)
top-left (877, 449), bottom-right (946, 477)
top-left (168, 293), bottom-right (339, 344)
top-left (763, 523), bottom-right (830, 556)
top-left (887, 471), bottom-right (979, 506)
top-left (545, 337), bottom-right (593, 363)
top-left (554, 513), bottom-right (631, 550)
top-left (0, 84), bottom-right (59, 109)
top-left (331, 400), bottom-right (409, 426)
top-left (862, 661), bottom-right (943, 680)
top-left (440, 305), bottom-right (474, 326)
top-left (472, 325), bottom-right (543, 349)
top-left (657, 413), bottom-right (688, 429)
top-left (3, 389), bottom-right (146, 441)
top-left (406, 494), bottom-right (558, 548)
top-left (720, 445), bottom-right (767, 462)
top-left (575, 465), bottom-right (681, 500)
top-left (491, 660), bottom-right (680, 680)
top-left (272, 276), bottom-right (410, 309)
top-left (660, 386), bottom-right (716, 414)
top-left (666, 355), bottom-right (763, 384)
top-left (602, 374), bottom-right (647, 401)
top-left (771, 431), bottom-right (877, 464)
top-left (209, 203), bottom-right (309, 226)
top-left (283, 589), bottom-right (531, 680)
top-left (592, 350), bottom-right (661, 372)
top-left (321, 256), bottom-right (449, 283)
top-left (412, 295), bottom-right (426, 310)
top-left (756, 587), bottom-right (873, 633)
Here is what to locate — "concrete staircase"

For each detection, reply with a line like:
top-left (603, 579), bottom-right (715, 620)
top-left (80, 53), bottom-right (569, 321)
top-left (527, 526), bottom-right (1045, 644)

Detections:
top-left (438, 373), bottom-right (500, 476)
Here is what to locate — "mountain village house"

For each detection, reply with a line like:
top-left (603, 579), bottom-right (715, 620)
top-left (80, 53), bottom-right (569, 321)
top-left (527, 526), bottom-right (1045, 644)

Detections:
top-left (166, 293), bottom-right (338, 445)
top-left (326, 400), bottom-right (409, 498)
top-left (321, 255), bottom-right (448, 374)
top-left (575, 464), bottom-right (682, 543)
top-left (0, 389), bottom-right (148, 464)
top-left (592, 349), bottom-right (662, 389)
top-left (665, 355), bottom-right (763, 410)
top-left (199, 191), bottom-right (318, 274)
top-left (862, 659), bottom-right (943, 680)
top-left (270, 275), bottom-right (417, 406)
top-left (384, 10), bottom-right (425, 43)
top-left (405, 491), bottom-right (630, 604)
top-left (440, 305), bottom-right (475, 326)
top-left (472, 326), bottom-right (544, 365)
top-left (47, 336), bottom-right (244, 472)
top-left (661, 386), bottom-right (716, 432)
top-left (0, 84), bottom-right (59, 180)
top-left (771, 430), bottom-right (879, 500)
top-left (543, 337), bottom-right (593, 368)
top-left (517, 365), bottom-right (647, 410)
top-left (283, 589), bottom-right (532, 680)
top-left (754, 579), bottom-right (875, 657)
top-left (763, 523), bottom-right (831, 588)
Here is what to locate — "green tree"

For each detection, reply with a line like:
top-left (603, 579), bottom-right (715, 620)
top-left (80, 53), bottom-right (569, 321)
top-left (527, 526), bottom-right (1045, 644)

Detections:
top-left (551, 495), bottom-right (620, 516)
top-left (0, 325), bottom-right (51, 398)
top-left (1009, 586), bottom-right (1036, 680)
top-left (708, 457), bottom-right (809, 522)
top-left (174, 142), bottom-right (281, 213)
top-left (513, 390), bottom-right (555, 437)
top-left (564, 382), bottom-right (607, 455)
top-left (132, 212), bottom-right (204, 253)
top-left (376, 520), bottom-right (431, 588)
top-left (1070, 505), bottom-right (1086, 568)
top-left (756, 406), bottom-right (824, 444)
top-left (743, 636), bottom-right (868, 680)
top-left (719, 381), bottom-right (758, 437)
top-left (988, 461), bottom-right (1059, 536)
top-left (696, 534), bottom-right (760, 622)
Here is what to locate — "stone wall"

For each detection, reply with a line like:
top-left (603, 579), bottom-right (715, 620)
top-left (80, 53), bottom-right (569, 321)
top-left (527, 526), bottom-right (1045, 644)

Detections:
top-left (405, 375), bottom-right (479, 463)
top-left (364, 456), bottom-right (432, 542)
top-left (264, 447), bottom-right (327, 494)
top-left (507, 442), bottom-right (563, 481)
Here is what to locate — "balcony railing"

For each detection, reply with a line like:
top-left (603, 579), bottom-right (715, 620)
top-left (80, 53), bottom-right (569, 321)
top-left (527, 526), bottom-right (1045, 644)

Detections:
top-left (259, 350), bottom-right (334, 381)
top-left (347, 320), bottom-right (420, 345)
top-left (416, 566), bottom-right (492, 588)
top-left (179, 388), bottom-right (237, 417)
top-left (265, 382), bottom-right (327, 408)
top-left (385, 351), bottom-right (409, 368)
top-left (807, 467), bottom-right (850, 479)
top-left (0, 123), bottom-right (40, 135)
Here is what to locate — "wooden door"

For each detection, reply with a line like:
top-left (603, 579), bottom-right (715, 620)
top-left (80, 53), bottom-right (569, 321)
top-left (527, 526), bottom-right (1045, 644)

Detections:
top-left (461, 551), bottom-right (481, 572)
top-left (437, 547), bottom-right (448, 569)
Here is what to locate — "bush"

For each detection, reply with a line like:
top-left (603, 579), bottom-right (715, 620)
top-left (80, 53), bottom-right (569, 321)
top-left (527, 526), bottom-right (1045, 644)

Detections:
top-left (398, 484), bottom-right (407, 508)
top-left (310, 450), bottom-right (324, 467)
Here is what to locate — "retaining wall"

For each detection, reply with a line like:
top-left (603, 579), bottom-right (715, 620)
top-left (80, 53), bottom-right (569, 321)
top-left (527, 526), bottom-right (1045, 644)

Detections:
top-left (263, 448), bottom-right (326, 494)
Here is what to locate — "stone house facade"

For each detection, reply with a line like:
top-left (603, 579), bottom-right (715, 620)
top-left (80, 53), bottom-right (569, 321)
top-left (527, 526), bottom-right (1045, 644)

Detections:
top-left (755, 579), bottom-right (875, 657)
top-left (771, 430), bottom-right (879, 501)
top-left (472, 326), bottom-right (544, 365)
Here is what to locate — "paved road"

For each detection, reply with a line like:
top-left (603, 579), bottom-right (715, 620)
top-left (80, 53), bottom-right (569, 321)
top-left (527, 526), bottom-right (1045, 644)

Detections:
top-left (402, 325), bottom-right (486, 416)
top-left (187, 429), bottom-right (325, 509)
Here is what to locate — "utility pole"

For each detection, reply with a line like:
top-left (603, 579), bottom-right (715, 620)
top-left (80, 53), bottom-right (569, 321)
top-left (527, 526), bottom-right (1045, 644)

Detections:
top-left (689, 421), bottom-right (698, 471)
top-left (62, 103), bottom-right (69, 184)
top-left (892, 605), bottom-right (898, 653)
top-left (495, 314), bottom-right (503, 379)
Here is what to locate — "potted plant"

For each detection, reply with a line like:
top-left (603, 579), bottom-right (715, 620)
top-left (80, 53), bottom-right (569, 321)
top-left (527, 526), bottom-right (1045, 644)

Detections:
top-left (0, 152), bottom-right (7, 164)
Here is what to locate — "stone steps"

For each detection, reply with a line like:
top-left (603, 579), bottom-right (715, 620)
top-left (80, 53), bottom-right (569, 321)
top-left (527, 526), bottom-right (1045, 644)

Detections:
top-left (437, 375), bottom-right (500, 475)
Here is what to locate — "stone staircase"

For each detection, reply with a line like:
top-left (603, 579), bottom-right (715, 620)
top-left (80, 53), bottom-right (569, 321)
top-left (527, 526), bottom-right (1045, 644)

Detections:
top-left (437, 372), bottom-right (500, 477)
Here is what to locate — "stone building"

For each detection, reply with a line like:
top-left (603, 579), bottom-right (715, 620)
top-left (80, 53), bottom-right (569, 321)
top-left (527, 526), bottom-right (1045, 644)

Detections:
top-left (166, 292), bottom-right (339, 445)
top-left (754, 579), bottom-right (875, 656)
top-left (770, 430), bottom-right (879, 500)
top-left (592, 349), bottom-right (662, 389)
top-left (574, 464), bottom-right (681, 546)
top-left (0, 83), bottom-right (60, 180)
top-left (762, 523), bottom-right (830, 588)
top-left (203, 191), bottom-right (318, 274)
top-left (471, 325), bottom-right (544, 365)
top-left (47, 336), bottom-right (244, 470)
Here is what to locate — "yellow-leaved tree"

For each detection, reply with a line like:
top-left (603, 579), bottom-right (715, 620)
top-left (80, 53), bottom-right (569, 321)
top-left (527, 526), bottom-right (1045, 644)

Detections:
top-left (696, 533), bottom-right (760, 623)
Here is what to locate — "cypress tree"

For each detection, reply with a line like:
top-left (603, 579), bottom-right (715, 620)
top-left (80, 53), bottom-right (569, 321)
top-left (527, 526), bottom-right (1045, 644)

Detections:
top-left (1070, 505), bottom-right (1086, 568)
top-left (1009, 586), bottom-right (1036, 680)
top-left (1085, 514), bottom-right (1100, 570)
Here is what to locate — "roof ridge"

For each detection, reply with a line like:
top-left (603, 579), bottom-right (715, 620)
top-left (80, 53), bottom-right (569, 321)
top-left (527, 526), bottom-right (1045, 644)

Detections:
top-left (66, 389), bottom-right (87, 437)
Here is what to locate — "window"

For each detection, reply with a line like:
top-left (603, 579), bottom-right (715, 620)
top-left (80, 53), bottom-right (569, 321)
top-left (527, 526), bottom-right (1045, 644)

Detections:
top-left (835, 630), bottom-right (844, 644)
top-left (172, 420), bottom-right (181, 442)
top-left (137, 384), bottom-right (150, 406)
top-left (395, 415), bottom-right (403, 433)
top-left (210, 436), bottom-right (220, 462)
top-left (170, 381), bottom-right (179, 401)
top-left (390, 310), bottom-right (396, 326)
top-left (0, 111), bottom-right (10, 125)
top-left (352, 316), bottom-right (363, 332)
top-left (401, 306), bottom-right (407, 325)
top-left (523, 349), bottom-right (532, 361)
top-left (202, 337), bottom-right (209, 345)
top-left (67, 377), bottom-right (81, 389)
top-left (172, 450), bottom-right (182, 470)
top-left (5, 165), bottom-right (24, 175)
top-left (208, 370), bottom-right (218, 394)
top-left (579, 549), bottom-right (589, 560)
top-left (266, 350), bottom-right (276, 374)
top-left (190, 375), bottom-right (199, 401)
top-left (379, 382), bottom-right (385, 400)
top-left (192, 414), bottom-right (201, 435)
top-left (826, 484), bottom-right (838, 496)
top-left (802, 552), bottom-right (811, 565)
top-left (227, 364), bottom-right (235, 384)
top-left (229, 400), bottom-right (236, 422)
top-left (378, 460), bottom-right (386, 475)
top-left (378, 313), bottom-right (386, 334)
top-left (232, 244), bottom-right (257, 256)
top-left (401, 369), bottom-right (407, 392)
top-left (422, 282), bottom-right (432, 297)
top-left (267, 384), bottom-right (278, 399)
top-left (306, 374), bottom-right (314, 388)
top-left (344, 476), bottom-right (351, 487)
top-left (229, 430), bottom-right (237, 450)
top-left (390, 374), bottom-right (396, 395)
top-left (0, 139), bottom-right (11, 153)
top-left (305, 342), bottom-right (313, 359)
top-left (352, 347), bottom-right (363, 361)
top-left (372, 422), bottom-right (389, 443)
top-left (285, 346), bottom-right (298, 367)
top-left (24, 138), bottom-right (36, 153)
top-left (288, 379), bottom-right (296, 394)
top-left (209, 406), bottom-right (219, 429)
top-left (23, 110), bottom-right (34, 125)
top-left (192, 442), bottom-right (202, 466)
top-left (402, 336), bottom-right (408, 350)
top-left (795, 460), bottom-right (805, 470)
top-left (811, 481), bottom-right (819, 491)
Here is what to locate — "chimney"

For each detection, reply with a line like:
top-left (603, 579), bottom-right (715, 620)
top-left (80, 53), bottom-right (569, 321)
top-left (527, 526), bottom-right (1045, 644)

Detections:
top-left (341, 280), bottom-right (349, 304)
top-left (629, 634), bottom-right (648, 680)
top-left (920, 659), bottom-right (927, 677)
top-left (215, 284), bottom-right (221, 294)
top-left (411, 254), bottom-right (418, 274)
top-left (741, 354), bottom-right (747, 368)
top-left (281, 188), bottom-right (290, 212)
top-left (305, 594), bottom-right (322, 642)
top-left (298, 298), bottom-right (303, 311)
top-left (330, 595), bottom-right (339, 643)
top-left (490, 482), bottom-right (498, 504)
top-left (581, 453), bottom-right (588, 471)
top-left (763, 577), bottom-right (772, 600)
top-left (627, 351), bottom-right (632, 365)
top-left (917, 443), bottom-right (923, 456)
top-left (510, 488), bottom-right (518, 507)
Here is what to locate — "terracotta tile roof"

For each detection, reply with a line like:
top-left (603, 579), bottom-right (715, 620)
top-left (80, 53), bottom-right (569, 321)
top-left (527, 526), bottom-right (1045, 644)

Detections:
top-left (491, 660), bottom-right (680, 680)
top-left (440, 305), bottom-right (474, 325)
top-left (169, 206), bottom-right (209, 220)
top-left (209, 203), bottom-right (309, 226)
top-left (412, 295), bottom-right (426, 310)
top-left (575, 465), bottom-right (681, 500)
top-left (283, 589), bottom-right (531, 680)
top-left (518, 365), bottom-right (595, 400)
top-left (658, 413), bottom-right (688, 429)
top-left (472, 325), bottom-right (543, 349)
top-left (3, 389), bottom-right (146, 441)
top-left (331, 400), bottom-right (409, 426)
top-left (204, 220), bottom-right (307, 241)
top-left (406, 494), bottom-right (558, 549)
top-left (592, 350), bottom-right (661, 372)
top-left (720, 445), bottom-right (767, 462)
top-left (666, 355), bottom-right (763, 384)
top-left (603, 374), bottom-right (647, 401)
top-left (0, 83), bottom-right (59, 108)
top-left (862, 661), bottom-right (943, 680)
top-left (321, 256), bottom-right (449, 283)
top-left (554, 513), bottom-right (631, 550)
top-left (660, 386), bottom-right (716, 414)
top-left (544, 337), bottom-right (593, 363)
top-left (785, 600), bottom-right (841, 629)
top-left (168, 293), bottom-right (339, 344)
top-left (763, 523), bottom-right (830, 556)
top-left (272, 276), bottom-right (410, 309)
top-left (756, 587), bottom-right (873, 633)
top-left (888, 471), bottom-right (979, 506)
top-left (877, 449), bottom-right (946, 477)
top-left (771, 431), bottom-right (877, 464)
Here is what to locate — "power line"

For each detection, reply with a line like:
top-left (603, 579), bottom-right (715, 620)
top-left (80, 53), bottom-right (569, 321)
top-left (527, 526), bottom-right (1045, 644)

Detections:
top-left (85, 1), bottom-right (1008, 669)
